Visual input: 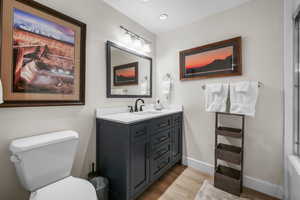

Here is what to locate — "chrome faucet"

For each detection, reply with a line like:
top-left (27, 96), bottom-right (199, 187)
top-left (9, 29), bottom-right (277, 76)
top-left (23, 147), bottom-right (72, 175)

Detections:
top-left (134, 98), bottom-right (145, 112)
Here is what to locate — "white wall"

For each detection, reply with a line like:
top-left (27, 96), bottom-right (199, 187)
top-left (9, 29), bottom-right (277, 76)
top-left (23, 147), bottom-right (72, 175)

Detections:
top-left (157, 0), bottom-right (283, 198)
top-left (0, 0), bottom-right (156, 199)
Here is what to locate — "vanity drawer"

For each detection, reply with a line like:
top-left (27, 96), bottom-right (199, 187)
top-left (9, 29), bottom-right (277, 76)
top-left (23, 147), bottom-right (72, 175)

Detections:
top-left (151, 116), bottom-right (172, 133)
top-left (173, 113), bottom-right (182, 126)
top-left (152, 141), bottom-right (171, 160)
top-left (151, 153), bottom-right (171, 178)
top-left (151, 129), bottom-right (171, 149)
top-left (130, 123), bottom-right (148, 141)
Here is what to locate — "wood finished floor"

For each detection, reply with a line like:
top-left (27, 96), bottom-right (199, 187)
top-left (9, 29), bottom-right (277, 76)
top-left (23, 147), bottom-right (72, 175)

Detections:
top-left (137, 165), bottom-right (280, 200)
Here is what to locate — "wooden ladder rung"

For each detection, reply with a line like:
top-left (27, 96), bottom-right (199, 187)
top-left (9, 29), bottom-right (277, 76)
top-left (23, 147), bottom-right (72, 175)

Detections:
top-left (216, 127), bottom-right (242, 138)
top-left (214, 112), bottom-right (244, 196)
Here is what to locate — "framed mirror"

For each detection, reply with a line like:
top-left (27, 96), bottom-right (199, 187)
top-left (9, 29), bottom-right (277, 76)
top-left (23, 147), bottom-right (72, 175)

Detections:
top-left (106, 41), bottom-right (152, 98)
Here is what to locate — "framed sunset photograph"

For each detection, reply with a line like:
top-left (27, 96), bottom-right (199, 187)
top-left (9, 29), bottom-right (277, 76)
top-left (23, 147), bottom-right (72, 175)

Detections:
top-left (113, 62), bottom-right (139, 86)
top-left (0, 0), bottom-right (86, 107)
top-left (180, 37), bottom-right (242, 80)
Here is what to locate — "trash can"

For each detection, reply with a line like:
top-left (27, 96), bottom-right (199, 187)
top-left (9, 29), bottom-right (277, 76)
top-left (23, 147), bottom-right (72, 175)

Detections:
top-left (90, 177), bottom-right (109, 200)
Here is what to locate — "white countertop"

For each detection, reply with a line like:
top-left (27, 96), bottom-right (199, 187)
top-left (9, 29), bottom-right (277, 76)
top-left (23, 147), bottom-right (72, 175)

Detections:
top-left (96, 105), bottom-right (183, 124)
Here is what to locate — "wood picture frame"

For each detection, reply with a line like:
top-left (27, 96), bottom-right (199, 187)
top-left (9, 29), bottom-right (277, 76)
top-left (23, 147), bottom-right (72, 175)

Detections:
top-left (0, 0), bottom-right (86, 107)
top-left (113, 62), bottom-right (139, 86)
top-left (180, 37), bottom-right (242, 80)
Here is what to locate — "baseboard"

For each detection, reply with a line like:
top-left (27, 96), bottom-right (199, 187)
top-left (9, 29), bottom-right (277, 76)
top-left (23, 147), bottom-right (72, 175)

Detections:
top-left (182, 156), bottom-right (215, 175)
top-left (182, 156), bottom-right (283, 199)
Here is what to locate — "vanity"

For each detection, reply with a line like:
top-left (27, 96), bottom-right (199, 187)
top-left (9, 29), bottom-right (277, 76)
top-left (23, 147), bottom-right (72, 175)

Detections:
top-left (96, 107), bottom-right (183, 200)
top-left (98, 40), bottom-right (180, 200)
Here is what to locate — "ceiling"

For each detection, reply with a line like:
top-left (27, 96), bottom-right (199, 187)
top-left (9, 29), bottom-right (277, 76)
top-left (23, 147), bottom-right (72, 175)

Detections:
top-left (103, 0), bottom-right (251, 34)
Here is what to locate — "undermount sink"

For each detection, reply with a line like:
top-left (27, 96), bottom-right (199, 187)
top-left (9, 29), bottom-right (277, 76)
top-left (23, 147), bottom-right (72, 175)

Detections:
top-left (132, 110), bottom-right (163, 115)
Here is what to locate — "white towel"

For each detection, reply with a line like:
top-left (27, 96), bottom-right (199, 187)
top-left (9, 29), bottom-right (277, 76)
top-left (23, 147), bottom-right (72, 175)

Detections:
top-left (235, 81), bottom-right (250, 92)
top-left (162, 79), bottom-right (171, 95)
top-left (210, 83), bottom-right (222, 93)
top-left (205, 83), bottom-right (229, 112)
top-left (140, 81), bottom-right (148, 95)
top-left (230, 81), bottom-right (258, 117)
top-left (0, 79), bottom-right (3, 104)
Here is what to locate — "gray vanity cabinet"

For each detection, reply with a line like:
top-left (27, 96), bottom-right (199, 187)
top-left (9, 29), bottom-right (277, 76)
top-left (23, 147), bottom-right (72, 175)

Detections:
top-left (96, 112), bottom-right (182, 200)
top-left (172, 122), bottom-right (182, 163)
top-left (130, 123), bottom-right (150, 197)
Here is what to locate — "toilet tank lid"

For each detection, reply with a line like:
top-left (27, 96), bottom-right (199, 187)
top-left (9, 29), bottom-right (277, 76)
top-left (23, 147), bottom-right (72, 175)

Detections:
top-left (10, 130), bottom-right (79, 154)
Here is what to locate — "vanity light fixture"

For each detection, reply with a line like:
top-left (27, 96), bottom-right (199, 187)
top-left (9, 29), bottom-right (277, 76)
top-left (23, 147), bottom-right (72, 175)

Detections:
top-left (159, 13), bottom-right (168, 20)
top-left (133, 38), bottom-right (142, 49)
top-left (143, 43), bottom-right (151, 53)
top-left (123, 31), bottom-right (132, 44)
top-left (120, 26), bottom-right (152, 53)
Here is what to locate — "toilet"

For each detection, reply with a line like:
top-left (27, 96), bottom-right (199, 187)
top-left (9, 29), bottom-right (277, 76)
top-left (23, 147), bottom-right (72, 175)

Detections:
top-left (9, 130), bottom-right (97, 200)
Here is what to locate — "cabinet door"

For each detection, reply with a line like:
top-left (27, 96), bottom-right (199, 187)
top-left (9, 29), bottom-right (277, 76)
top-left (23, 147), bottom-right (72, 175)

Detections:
top-left (150, 142), bottom-right (171, 182)
top-left (172, 125), bottom-right (182, 162)
top-left (130, 124), bottom-right (150, 197)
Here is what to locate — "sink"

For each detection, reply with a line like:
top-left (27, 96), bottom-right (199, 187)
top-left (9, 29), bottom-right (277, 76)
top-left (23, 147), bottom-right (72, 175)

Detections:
top-left (96, 105), bottom-right (183, 124)
top-left (132, 110), bottom-right (163, 115)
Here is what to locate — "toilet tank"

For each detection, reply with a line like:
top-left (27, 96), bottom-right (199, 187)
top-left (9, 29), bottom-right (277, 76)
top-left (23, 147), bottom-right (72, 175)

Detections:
top-left (9, 130), bottom-right (79, 192)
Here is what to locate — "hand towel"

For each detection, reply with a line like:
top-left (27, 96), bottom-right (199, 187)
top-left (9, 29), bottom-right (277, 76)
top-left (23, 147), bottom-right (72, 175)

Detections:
top-left (210, 83), bottom-right (222, 93)
top-left (140, 81), bottom-right (148, 95)
top-left (162, 79), bottom-right (171, 95)
top-left (0, 79), bottom-right (3, 104)
top-left (235, 81), bottom-right (250, 92)
top-left (205, 83), bottom-right (229, 112)
top-left (230, 81), bottom-right (258, 117)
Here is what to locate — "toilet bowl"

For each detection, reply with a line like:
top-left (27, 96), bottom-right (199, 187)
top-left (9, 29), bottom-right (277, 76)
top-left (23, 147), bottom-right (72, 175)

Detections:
top-left (9, 130), bottom-right (97, 200)
top-left (30, 176), bottom-right (97, 200)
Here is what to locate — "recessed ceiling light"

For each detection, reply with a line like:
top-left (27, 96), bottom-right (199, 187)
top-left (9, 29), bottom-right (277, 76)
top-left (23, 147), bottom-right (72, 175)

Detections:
top-left (141, 0), bottom-right (150, 2)
top-left (159, 14), bottom-right (168, 20)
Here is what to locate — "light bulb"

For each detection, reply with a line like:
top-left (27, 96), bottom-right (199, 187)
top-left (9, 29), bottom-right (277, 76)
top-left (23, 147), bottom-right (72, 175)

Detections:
top-left (143, 43), bottom-right (151, 53)
top-left (123, 32), bottom-right (132, 44)
top-left (133, 38), bottom-right (142, 49)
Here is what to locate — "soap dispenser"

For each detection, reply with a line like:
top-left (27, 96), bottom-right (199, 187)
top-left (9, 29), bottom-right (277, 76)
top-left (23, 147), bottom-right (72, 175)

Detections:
top-left (154, 98), bottom-right (163, 110)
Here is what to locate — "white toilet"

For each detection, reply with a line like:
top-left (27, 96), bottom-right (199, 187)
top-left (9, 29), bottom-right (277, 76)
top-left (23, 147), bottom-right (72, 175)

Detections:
top-left (9, 130), bottom-right (98, 200)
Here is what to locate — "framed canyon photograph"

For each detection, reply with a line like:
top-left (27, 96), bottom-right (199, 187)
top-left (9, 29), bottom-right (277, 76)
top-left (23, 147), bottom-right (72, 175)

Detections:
top-left (0, 0), bottom-right (86, 107)
top-left (113, 62), bottom-right (139, 86)
top-left (180, 37), bottom-right (242, 80)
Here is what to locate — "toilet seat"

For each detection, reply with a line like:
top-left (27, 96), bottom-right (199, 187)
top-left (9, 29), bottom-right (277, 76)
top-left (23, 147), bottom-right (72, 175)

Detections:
top-left (29, 176), bottom-right (97, 200)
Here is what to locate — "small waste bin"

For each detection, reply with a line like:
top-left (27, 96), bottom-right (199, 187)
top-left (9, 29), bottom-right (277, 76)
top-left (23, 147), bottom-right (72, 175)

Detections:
top-left (90, 177), bottom-right (109, 200)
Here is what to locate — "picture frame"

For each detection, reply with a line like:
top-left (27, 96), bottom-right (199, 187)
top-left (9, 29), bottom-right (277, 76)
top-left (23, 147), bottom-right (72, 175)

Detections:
top-left (113, 62), bottom-right (139, 86)
top-left (180, 37), bottom-right (242, 80)
top-left (0, 0), bottom-right (86, 107)
top-left (106, 41), bottom-right (153, 98)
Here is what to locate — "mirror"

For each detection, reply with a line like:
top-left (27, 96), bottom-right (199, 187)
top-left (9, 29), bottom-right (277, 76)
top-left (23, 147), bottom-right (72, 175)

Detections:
top-left (106, 41), bottom-right (152, 98)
